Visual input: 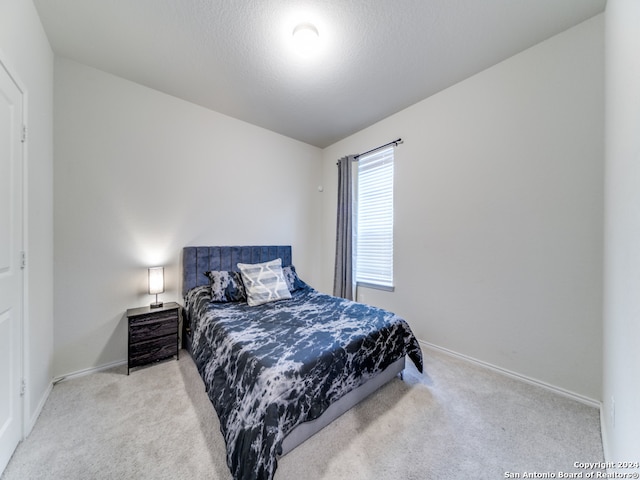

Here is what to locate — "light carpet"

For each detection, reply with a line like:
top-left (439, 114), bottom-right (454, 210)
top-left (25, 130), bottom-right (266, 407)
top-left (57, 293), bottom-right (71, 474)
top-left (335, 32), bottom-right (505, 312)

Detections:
top-left (1, 346), bottom-right (604, 479)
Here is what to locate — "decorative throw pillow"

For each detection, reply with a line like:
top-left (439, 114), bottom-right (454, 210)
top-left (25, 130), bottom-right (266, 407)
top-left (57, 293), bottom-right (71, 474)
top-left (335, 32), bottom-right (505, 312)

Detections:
top-left (283, 265), bottom-right (307, 292)
top-left (204, 270), bottom-right (246, 302)
top-left (237, 258), bottom-right (292, 306)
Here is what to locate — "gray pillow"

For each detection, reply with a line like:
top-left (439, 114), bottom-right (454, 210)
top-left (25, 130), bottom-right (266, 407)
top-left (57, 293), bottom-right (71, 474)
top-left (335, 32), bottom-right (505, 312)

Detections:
top-left (237, 258), bottom-right (292, 306)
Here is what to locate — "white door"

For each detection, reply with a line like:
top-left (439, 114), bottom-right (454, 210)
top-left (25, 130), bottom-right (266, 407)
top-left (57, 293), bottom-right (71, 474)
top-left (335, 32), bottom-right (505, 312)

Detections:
top-left (0, 60), bottom-right (24, 474)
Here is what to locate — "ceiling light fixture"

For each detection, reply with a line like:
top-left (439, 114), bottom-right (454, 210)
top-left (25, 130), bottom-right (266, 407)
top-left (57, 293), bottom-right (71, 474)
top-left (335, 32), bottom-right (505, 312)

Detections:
top-left (292, 22), bottom-right (320, 55)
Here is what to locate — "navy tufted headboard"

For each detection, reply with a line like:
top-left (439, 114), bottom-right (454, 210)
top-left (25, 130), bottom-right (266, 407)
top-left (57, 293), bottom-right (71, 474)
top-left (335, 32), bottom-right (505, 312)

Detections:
top-left (182, 245), bottom-right (292, 297)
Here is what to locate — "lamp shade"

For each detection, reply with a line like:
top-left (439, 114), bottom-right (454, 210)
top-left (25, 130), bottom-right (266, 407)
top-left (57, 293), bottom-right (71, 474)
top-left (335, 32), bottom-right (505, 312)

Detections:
top-left (292, 22), bottom-right (319, 55)
top-left (148, 267), bottom-right (165, 295)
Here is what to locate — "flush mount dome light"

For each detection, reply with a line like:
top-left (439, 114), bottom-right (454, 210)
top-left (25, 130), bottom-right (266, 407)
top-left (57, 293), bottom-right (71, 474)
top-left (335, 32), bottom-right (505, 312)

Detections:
top-left (292, 22), bottom-right (319, 55)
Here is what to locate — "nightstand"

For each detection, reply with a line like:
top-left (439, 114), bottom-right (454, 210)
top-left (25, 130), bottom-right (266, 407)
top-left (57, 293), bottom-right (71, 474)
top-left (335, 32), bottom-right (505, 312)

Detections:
top-left (126, 302), bottom-right (181, 374)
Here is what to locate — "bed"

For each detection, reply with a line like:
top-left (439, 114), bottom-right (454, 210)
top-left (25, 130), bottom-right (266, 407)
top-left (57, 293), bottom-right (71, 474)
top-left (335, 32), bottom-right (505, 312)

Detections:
top-left (182, 245), bottom-right (423, 480)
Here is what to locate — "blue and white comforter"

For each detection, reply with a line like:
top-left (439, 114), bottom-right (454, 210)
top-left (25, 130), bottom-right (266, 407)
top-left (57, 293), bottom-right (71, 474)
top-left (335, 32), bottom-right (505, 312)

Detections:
top-left (185, 284), bottom-right (423, 480)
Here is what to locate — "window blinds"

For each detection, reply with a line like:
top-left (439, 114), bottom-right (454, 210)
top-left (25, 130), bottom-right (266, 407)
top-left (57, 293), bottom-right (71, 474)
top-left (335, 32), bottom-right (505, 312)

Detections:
top-left (355, 146), bottom-right (394, 288)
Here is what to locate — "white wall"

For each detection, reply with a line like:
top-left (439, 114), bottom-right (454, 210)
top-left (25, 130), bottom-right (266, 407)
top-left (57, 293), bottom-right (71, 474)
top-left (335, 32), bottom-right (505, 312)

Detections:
top-left (321, 16), bottom-right (604, 401)
top-left (53, 58), bottom-right (322, 376)
top-left (0, 0), bottom-right (54, 432)
top-left (602, 0), bottom-right (640, 464)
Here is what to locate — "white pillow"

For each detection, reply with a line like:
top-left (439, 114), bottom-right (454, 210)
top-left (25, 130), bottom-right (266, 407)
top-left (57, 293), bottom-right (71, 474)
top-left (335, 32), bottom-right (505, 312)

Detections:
top-left (237, 258), bottom-right (292, 306)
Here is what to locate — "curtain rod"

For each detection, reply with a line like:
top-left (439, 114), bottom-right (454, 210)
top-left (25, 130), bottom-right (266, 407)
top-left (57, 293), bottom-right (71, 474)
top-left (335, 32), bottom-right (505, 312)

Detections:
top-left (336, 138), bottom-right (403, 165)
top-left (354, 138), bottom-right (402, 159)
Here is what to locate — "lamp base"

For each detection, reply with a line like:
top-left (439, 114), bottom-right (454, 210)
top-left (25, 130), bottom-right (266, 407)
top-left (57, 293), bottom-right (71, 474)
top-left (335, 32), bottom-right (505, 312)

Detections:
top-left (150, 301), bottom-right (164, 309)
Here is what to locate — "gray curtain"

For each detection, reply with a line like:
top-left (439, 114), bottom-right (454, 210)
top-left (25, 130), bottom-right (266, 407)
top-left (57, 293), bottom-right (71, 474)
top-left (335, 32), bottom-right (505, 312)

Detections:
top-left (333, 155), bottom-right (356, 299)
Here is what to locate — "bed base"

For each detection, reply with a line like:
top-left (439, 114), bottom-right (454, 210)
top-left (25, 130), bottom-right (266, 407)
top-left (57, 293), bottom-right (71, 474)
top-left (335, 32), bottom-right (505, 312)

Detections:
top-left (280, 356), bottom-right (405, 456)
top-left (183, 328), bottom-right (405, 457)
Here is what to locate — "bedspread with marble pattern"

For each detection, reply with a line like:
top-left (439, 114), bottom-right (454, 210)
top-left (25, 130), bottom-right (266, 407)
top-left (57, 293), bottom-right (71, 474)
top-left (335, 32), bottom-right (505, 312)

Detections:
top-left (184, 284), bottom-right (423, 480)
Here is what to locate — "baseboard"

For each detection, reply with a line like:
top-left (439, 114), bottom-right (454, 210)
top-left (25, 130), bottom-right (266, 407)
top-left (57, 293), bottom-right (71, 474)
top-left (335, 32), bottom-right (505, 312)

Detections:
top-left (599, 407), bottom-right (611, 462)
top-left (53, 359), bottom-right (127, 385)
top-left (24, 380), bottom-right (53, 437)
top-left (420, 340), bottom-right (602, 409)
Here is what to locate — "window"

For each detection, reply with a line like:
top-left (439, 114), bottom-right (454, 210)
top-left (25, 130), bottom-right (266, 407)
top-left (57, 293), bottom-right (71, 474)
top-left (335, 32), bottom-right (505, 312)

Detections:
top-left (355, 146), bottom-right (394, 290)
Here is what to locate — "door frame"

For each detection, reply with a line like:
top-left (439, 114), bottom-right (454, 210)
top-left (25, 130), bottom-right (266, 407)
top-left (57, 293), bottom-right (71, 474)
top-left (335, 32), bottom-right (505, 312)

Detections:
top-left (0, 49), bottom-right (27, 449)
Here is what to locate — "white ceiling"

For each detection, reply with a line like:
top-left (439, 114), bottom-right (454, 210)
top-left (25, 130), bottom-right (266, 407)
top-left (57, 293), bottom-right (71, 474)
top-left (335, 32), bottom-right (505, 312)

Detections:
top-left (34, 0), bottom-right (606, 148)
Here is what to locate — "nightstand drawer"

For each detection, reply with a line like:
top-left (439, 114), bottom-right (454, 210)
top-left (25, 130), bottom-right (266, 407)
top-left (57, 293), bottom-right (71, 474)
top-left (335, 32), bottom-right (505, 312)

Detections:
top-left (129, 309), bottom-right (177, 326)
top-left (129, 318), bottom-right (178, 343)
top-left (129, 335), bottom-right (178, 368)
